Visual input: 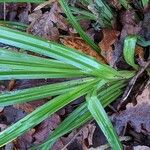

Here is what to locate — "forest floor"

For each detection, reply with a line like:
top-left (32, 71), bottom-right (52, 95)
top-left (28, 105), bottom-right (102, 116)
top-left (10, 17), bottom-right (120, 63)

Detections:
top-left (0, 1), bottom-right (150, 150)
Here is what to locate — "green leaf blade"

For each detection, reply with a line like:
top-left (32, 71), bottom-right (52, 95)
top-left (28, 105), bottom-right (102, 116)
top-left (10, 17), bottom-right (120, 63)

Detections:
top-left (87, 94), bottom-right (123, 149)
top-left (123, 35), bottom-right (139, 70)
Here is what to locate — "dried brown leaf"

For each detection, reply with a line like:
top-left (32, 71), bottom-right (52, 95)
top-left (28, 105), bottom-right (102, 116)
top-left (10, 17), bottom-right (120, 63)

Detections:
top-left (28, 2), bottom-right (68, 41)
top-left (7, 80), bottom-right (16, 91)
top-left (14, 100), bottom-right (46, 113)
top-left (33, 114), bottom-right (61, 144)
top-left (120, 10), bottom-right (141, 39)
top-left (99, 29), bottom-right (120, 64)
top-left (61, 124), bottom-right (96, 150)
top-left (113, 85), bottom-right (150, 134)
top-left (61, 37), bottom-right (106, 63)
top-left (15, 129), bottom-right (35, 150)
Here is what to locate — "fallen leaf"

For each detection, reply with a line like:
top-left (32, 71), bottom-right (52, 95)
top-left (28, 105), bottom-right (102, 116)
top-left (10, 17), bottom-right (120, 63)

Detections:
top-left (2, 106), bottom-right (26, 124)
top-left (15, 129), bottom-right (35, 150)
top-left (33, 114), bottom-right (61, 144)
top-left (0, 124), bottom-right (7, 131)
top-left (112, 85), bottom-right (150, 135)
top-left (28, 2), bottom-right (68, 41)
top-left (135, 45), bottom-right (145, 64)
top-left (7, 80), bottom-right (16, 91)
top-left (60, 37), bottom-right (106, 63)
top-left (134, 145), bottom-right (150, 150)
top-left (99, 29), bottom-right (120, 65)
top-left (14, 100), bottom-right (46, 113)
top-left (140, 9), bottom-right (150, 40)
top-left (61, 123), bottom-right (96, 149)
top-left (120, 10), bottom-right (141, 39)
top-left (5, 3), bottom-right (30, 24)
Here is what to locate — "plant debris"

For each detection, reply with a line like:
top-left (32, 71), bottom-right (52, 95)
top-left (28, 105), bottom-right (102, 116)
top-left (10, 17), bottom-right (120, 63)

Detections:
top-left (112, 85), bottom-right (150, 135)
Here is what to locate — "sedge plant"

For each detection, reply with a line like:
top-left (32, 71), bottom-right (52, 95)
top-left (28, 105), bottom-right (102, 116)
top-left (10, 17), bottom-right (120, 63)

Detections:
top-left (0, 0), bottom-right (149, 149)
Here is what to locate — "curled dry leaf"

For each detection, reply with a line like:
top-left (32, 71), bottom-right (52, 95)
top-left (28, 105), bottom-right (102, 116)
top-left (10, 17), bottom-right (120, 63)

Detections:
top-left (60, 37), bottom-right (106, 63)
top-left (98, 29), bottom-right (120, 65)
top-left (7, 80), bottom-right (16, 91)
top-left (28, 2), bottom-right (68, 41)
top-left (112, 85), bottom-right (150, 135)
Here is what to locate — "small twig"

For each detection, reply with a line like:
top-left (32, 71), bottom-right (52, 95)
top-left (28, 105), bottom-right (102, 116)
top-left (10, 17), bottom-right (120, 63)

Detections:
top-left (118, 58), bottom-right (150, 110)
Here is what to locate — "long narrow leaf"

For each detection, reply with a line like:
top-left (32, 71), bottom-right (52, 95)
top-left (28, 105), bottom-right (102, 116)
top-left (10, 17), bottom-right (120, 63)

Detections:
top-left (0, 21), bottom-right (27, 31)
top-left (142, 0), bottom-right (149, 8)
top-left (59, 0), bottom-right (101, 53)
top-left (0, 80), bottom-right (98, 147)
top-left (123, 35), bottom-right (139, 70)
top-left (0, 26), bottom-right (134, 79)
top-left (0, 48), bottom-right (78, 70)
top-left (87, 93), bottom-right (122, 149)
top-left (0, 70), bottom-right (86, 80)
top-left (35, 81), bottom-right (125, 149)
top-left (119, 0), bottom-right (132, 9)
top-left (0, 78), bottom-right (94, 106)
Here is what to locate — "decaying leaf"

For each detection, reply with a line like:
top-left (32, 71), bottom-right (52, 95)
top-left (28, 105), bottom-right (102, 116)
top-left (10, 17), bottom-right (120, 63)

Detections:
top-left (135, 45), bottom-right (145, 64)
top-left (112, 85), bottom-right (150, 135)
top-left (5, 3), bottom-right (30, 23)
top-left (14, 100), bottom-right (46, 113)
top-left (33, 114), bottom-right (61, 144)
top-left (7, 80), bottom-right (16, 91)
top-left (28, 2), bottom-right (68, 41)
top-left (140, 9), bottom-right (150, 40)
top-left (60, 37), bottom-right (106, 63)
top-left (120, 10), bottom-right (141, 39)
top-left (133, 145), bottom-right (150, 150)
top-left (61, 123), bottom-right (96, 149)
top-left (15, 129), bottom-right (35, 150)
top-left (99, 29), bottom-right (120, 65)
top-left (99, 29), bottom-right (120, 51)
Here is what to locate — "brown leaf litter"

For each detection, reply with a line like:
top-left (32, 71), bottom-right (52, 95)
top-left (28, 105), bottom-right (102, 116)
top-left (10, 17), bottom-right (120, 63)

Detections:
top-left (61, 37), bottom-right (106, 63)
top-left (5, 3), bottom-right (30, 23)
top-left (112, 85), bottom-right (150, 135)
top-left (28, 2), bottom-right (69, 41)
top-left (98, 29), bottom-right (120, 65)
top-left (61, 123), bottom-right (96, 150)
top-left (14, 114), bottom-right (61, 150)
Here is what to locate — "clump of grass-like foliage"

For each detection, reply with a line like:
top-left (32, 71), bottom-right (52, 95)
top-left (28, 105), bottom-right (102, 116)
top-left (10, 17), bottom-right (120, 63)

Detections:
top-left (0, 0), bottom-right (149, 149)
